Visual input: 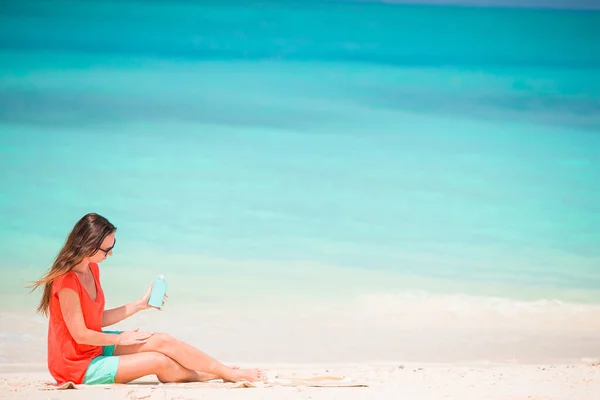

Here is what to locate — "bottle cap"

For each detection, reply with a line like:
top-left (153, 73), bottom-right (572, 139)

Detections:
top-left (158, 274), bottom-right (166, 279)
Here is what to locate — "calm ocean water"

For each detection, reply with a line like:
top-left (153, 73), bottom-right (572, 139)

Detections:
top-left (1, 0), bottom-right (600, 345)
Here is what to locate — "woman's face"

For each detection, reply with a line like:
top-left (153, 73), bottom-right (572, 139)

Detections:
top-left (89, 233), bottom-right (115, 263)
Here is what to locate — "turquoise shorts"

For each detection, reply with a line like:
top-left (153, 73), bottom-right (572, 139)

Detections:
top-left (83, 330), bottom-right (121, 385)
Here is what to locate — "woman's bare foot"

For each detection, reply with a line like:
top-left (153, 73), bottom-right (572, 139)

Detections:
top-left (223, 367), bottom-right (263, 383)
top-left (196, 365), bottom-right (242, 382)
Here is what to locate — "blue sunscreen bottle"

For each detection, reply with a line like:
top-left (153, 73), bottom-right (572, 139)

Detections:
top-left (148, 274), bottom-right (167, 309)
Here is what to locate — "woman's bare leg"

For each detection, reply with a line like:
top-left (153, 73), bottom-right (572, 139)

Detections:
top-left (113, 333), bottom-right (261, 382)
top-left (115, 351), bottom-right (214, 384)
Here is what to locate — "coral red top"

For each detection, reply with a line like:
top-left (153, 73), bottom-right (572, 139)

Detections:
top-left (47, 262), bottom-right (105, 384)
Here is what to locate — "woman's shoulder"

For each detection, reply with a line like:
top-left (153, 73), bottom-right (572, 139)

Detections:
top-left (51, 270), bottom-right (79, 296)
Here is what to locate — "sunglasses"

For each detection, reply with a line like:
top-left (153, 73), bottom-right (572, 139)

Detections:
top-left (98, 238), bottom-right (116, 255)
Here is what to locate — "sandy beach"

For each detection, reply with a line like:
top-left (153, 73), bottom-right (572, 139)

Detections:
top-left (2, 288), bottom-right (600, 400)
top-left (2, 362), bottom-right (600, 400)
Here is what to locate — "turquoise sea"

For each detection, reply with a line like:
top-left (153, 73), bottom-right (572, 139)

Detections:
top-left (1, 0), bottom-right (600, 365)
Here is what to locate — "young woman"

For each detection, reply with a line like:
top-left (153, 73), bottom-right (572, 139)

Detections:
top-left (30, 213), bottom-right (262, 385)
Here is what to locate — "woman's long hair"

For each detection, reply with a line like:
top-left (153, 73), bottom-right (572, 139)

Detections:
top-left (29, 213), bottom-right (116, 316)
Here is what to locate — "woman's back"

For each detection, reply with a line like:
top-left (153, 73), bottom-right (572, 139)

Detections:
top-left (48, 263), bottom-right (105, 384)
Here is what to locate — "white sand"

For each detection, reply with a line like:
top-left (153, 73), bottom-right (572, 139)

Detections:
top-left (4, 276), bottom-right (600, 400)
top-left (2, 362), bottom-right (600, 400)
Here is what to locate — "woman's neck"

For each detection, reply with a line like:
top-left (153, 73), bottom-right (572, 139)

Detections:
top-left (72, 261), bottom-right (90, 274)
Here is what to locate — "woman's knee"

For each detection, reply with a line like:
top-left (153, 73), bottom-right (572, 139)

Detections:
top-left (151, 332), bottom-right (176, 351)
top-left (147, 352), bottom-right (184, 383)
top-left (146, 351), bottom-right (172, 370)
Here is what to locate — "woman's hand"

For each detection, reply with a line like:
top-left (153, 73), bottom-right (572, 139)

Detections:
top-left (117, 329), bottom-right (153, 345)
top-left (137, 283), bottom-right (168, 311)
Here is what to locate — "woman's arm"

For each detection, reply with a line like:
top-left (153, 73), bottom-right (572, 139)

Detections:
top-left (101, 284), bottom-right (166, 327)
top-left (58, 288), bottom-right (121, 346)
top-left (58, 288), bottom-right (152, 346)
top-left (102, 300), bottom-right (145, 327)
